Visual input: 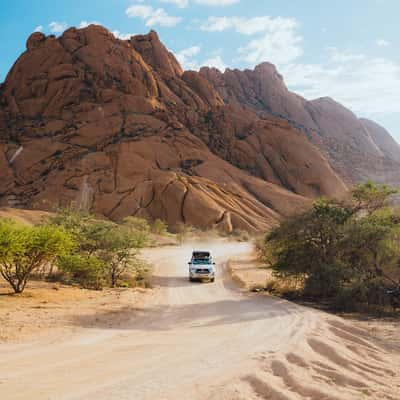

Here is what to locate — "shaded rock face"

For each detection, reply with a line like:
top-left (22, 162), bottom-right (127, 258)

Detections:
top-left (200, 66), bottom-right (400, 185)
top-left (359, 118), bottom-right (400, 164)
top-left (0, 25), bottom-right (347, 232)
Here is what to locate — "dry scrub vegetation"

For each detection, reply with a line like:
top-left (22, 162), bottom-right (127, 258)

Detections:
top-left (0, 209), bottom-right (172, 294)
top-left (256, 182), bottom-right (400, 314)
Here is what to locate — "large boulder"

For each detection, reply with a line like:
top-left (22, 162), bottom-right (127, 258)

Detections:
top-left (0, 25), bottom-right (350, 232)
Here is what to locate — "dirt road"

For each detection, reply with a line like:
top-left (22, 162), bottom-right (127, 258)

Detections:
top-left (1, 241), bottom-right (399, 399)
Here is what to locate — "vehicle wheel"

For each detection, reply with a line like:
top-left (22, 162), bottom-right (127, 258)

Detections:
top-left (210, 278), bottom-right (215, 283)
top-left (189, 277), bottom-right (195, 282)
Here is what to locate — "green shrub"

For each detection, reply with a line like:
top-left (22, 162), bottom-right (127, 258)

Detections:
top-left (122, 216), bottom-right (151, 235)
top-left (0, 220), bottom-right (74, 293)
top-left (50, 209), bottom-right (152, 288)
top-left (58, 254), bottom-right (106, 290)
top-left (333, 279), bottom-right (391, 312)
top-left (263, 182), bottom-right (400, 311)
top-left (151, 219), bottom-right (168, 235)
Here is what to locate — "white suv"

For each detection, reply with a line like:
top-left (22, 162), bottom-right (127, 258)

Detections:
top-left (188, 251), bottom-right (216, 282)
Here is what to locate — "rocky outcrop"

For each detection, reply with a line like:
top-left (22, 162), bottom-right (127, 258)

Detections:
top-left (0, 25), bottom-right (348, 232)
top-left (131, 31), bottom-right (183, 78)
top-left (200, 66), bottom-right (400, 185)
top-left (360, 118), bottom-right (400, 164)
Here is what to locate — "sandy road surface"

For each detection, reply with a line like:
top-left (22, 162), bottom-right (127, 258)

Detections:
top-left (1, 240), bottom-right (399, 400)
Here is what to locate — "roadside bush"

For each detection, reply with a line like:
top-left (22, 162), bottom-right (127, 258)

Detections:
top-left (122, 216), bottom-right (151, 235)
top-left (263, 182), bottom-right (400, 311)
top-left (119, 258), bottom-right (152, 288)
top-left (0, 220), bottom-right (74, 293)
top-left (50, 209), bottom-right (151, 288)
top-left (58, 254), bottom-right (106, 290)
top-left (333, 279), bottom-right (392, 312)
top-left (99, 224), bottom-right (150, 287)
top-left (151, 219), bottom-right (168, 235)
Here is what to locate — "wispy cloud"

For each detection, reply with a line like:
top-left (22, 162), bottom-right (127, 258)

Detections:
top-left (283, 49), bottom-right (400, 116)
top-left (112, 30), bottom-right (136, 40)
top-left (161, 0), bottom-right (238, 7)
top-left (201, 16), bottom-right (303, 66)
top-left (202, 54), bottom-right (226, 71)
top-left (48, 21), bottom-right (68, 34)
top-left (161, 0), bottom-right (189, 7)
top-left (375, 39), bottom-right (390, 47)
top-left (195, 0), bottom-right (239, 5)
top-left (33, 25), bottom-right (43, 33)
top-left (200, 14), bottom-right (399, 118)
top-left (126, 5), bottom-right (182, 27)
top-left (201, 16), bottom-right (298, 35)
top-left (176, 45), bottom-right (201, 69)
top-left (174, 46), bottom-right (227, 71)
top-left (79, 20), bottom-right (100, 28)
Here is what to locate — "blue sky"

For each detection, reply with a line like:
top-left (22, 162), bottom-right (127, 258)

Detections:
top-left (1, 0), bottom-right (399, 140)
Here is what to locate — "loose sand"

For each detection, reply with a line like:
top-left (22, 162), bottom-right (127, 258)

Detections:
top-left (0, 240), bottom-right (399, 399)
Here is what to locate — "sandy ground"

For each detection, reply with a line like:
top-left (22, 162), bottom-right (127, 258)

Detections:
top-left (0, 207), bottom-right (52, 225)
top-left (229, 253), bottom-right (400, 353)
top-left (0, 282), bottom-right (150, 343)
top-left (1, 240), bottom-right (399, 400)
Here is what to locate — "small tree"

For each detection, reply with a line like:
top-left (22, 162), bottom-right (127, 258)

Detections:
top-left (99, 224), bottom-right (147, 287)
top-left (0, 220), bottom-right (74, 293)
top-left (50, 210), bottom-right (151, 288)
top-left (152, 219), bottom-right (168, 235)
top-left (264, 199), bottom-right (354, 297)
top-left (122, 217), bottom-right (151, 248)
top-left (352, 181), bottom-right (398, 214)
top-left (263, 182), bottom-right (400, 308)
top-left (58, 254), bottom-right (106, 290)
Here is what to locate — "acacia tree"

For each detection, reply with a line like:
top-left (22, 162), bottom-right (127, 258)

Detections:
top-left (52, 210), bottom-right (151, 288)
top-left (352, 181), bottom-right (398, 214)
top-left (98, 225), bottom-right (142, 287)
top-left (263, 182), bottom-right (400, 305)
top-left (264, 199), bottom-right (354, 296)
top-left (0, 220), bottom-right (74, 293)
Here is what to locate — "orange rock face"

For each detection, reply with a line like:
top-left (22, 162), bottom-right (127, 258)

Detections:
top-left (0, 25), bottom-right (349, 232)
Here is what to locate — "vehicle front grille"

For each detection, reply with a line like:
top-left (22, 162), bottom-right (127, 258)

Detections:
top-left (196, 269), bottom-right (210, 274)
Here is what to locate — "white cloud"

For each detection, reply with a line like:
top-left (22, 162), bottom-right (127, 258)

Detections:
top-left (202, 16), bottom-right (303, 67)
top-left (200, 14), bottom-right (399, 118)
top-left (33, 25), bottom-right (43, 32)
top-left (282, 49), bottom-right (400, 116)
top-left (79, 20), bottom-right (100, 28)
top-left (329, 48), bottom-right (365, 63)
top-left (174, 46), bottom-right (227, 72)
top-left (161, 0), bottom-right (189, 7)
top-left (238, 26), bottom-right (303, 66)
top-left (195, 0), bottom-right (239, 5)
top-left (201, 16), bottom-right (298, 35)
top-left (112, 30), bottom-right (135, 40)
top-left (200, 16), bottom-right (302, 66)
top-left (176, 46), bottom-right (201, 69)
top-left (126, 5), bottom-right (182, 27)
top-left (375, 39), bottom-right (390, 47)
top-left (202, 55), bottom-right (226, 71)
top-left (48, 21), bottom-right (68, 34)
top-left (161, 0), bottom-right (238, 7)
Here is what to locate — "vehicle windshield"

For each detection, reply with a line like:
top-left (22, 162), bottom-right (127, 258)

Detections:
top-left (192, 259), bottom-right (212, 265)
